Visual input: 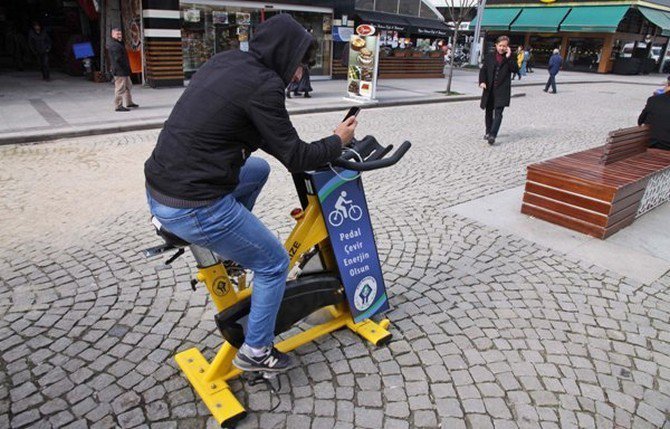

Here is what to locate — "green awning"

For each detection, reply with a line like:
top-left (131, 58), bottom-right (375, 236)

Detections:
top-left (511, 7), bottom-right (571, 32)
top-left (560, 5), bottom-right (629, 33)
top-left (469, 8), bottom-right (522, 31)
top-left (638, 7), bottom-right (670, 36)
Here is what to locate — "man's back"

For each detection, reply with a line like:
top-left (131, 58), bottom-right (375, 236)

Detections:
top-left (639, 92), bottom-right (670, 150)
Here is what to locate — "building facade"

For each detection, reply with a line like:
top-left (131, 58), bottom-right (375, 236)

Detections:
top-left (472, 0), bottom-right (670, 74)
top-left (140, 0), bottom-right (450, 87)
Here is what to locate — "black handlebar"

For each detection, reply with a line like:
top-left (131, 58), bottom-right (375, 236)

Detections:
top-left (330, 135), bottom-right (411, 172)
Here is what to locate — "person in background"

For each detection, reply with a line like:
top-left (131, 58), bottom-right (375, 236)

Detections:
top-left (638, 76), bottom-right (670, 150)
top-left (479, 35), bottom-right (518, 146)
top-left (512, 45), bottom-right (524, 80)
top-left (543, 49), bottom-right (563, 94)
top-left (286, 59), bottom-right (314, 98)
top-left (107, 27), bottom-right (138, 112)
top-left (526, 47), bottom-right (534, 73)
top-left (287, 28), bottom-right (315, 98)
top-left (28, 22), bottom-right (51, 81)
top-left (519, 45), bottom-right (528, 77)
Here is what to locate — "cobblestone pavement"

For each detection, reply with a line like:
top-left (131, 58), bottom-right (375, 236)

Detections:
top-left (1, 83), bottom-right (669, 429)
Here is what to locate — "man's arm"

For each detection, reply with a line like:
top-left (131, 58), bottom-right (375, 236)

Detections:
top-left (247, 80), bottom-right (343, 173)
top-left (638, 104), bottom-right (649, 126)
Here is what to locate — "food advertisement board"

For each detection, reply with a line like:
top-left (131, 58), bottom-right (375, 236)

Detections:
top-left (347, 25), bottom-right (380, 101)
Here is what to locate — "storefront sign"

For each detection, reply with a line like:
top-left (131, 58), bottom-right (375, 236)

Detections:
top-left (311, 170), bottom-right (390, 323)
top-left (346, 34), bottom-right (380, 101)
top-left (415, 27), bottom-right (448, 37)
top-left (356, 24), bottom-right (376, 36)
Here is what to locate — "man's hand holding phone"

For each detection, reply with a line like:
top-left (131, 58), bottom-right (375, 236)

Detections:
top-left (334, 108), bottom-right (359, 146)
top-left (505, 46), bottom-right (512, 58)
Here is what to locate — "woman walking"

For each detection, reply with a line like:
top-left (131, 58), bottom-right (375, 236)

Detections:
top-left (287, 29), bottom-right (315, 98)
top-left (479, 35), bottom-right (518, 146)
top-left (512, 45), bottom-right (525, 80)
top-left (286, 61), bottom-right (313, 98)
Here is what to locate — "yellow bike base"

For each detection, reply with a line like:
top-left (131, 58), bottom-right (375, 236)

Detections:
top-left (176, 311), bottom-right (391, 428)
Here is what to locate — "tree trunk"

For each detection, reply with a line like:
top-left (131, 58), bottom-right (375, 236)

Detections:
top-left (446, 28), bottom-right (459, 95)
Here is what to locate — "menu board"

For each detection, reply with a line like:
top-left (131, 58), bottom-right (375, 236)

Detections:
top-left (346, 33), bottom-right (380, 101)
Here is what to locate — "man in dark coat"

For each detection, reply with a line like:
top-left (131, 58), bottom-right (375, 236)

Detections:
top-left (638, 78), bottom-right (670, 150)
top-left (28, 22), bottom-right (51, 80)
top-left (144, 15), bottom-right (357, 373)
top-left (479, 35), bottom-right (517, 145)
top-left (106, 28), bottom-right (138, 112)
top-left (544, 49), bottom-right (563, 94)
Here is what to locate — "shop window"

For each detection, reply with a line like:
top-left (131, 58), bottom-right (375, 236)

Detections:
top-left (398, 0), bottom-right (420, 17)
top-left (565, 38), bottom-right (604, 72)
top-left (181, 3), bottom-right (332, 78)
top-left (356, 0), bottom-right (375, 11)
top-left (181, 4), bottom-right (216, 77)
top-left (528, 36), bottom-right (562, 66)
top-left (376, 0), bottom-right (399, 14)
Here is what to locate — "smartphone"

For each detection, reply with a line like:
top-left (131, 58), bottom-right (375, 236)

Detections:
top-left (343, 107), bottom-right (361, 122)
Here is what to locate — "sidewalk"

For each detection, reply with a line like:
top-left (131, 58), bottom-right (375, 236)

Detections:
top-left (0, 68), bottom-right (663, 144)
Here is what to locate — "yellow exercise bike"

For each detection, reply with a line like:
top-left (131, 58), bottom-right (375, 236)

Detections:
top-left (144, 136), bottom-right (411, 427)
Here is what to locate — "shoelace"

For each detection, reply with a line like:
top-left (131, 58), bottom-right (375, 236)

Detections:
top-left (245, 372), bottom-right (284, 413)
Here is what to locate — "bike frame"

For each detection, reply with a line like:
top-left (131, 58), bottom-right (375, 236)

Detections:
top-left (175, 172), bottom-right (391, 427)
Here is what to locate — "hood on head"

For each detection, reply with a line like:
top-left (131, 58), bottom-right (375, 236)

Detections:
top-left (249, 14), bottom-right (314, 86)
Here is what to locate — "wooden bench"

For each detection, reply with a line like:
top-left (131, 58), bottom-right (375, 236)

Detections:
top-left (521, 125), bottom-right (670, 239)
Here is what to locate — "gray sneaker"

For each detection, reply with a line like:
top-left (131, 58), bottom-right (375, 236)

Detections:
top-left (233, 344), bottom-right (294, 372)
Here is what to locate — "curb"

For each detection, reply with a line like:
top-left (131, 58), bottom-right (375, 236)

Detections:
top-left (513, 79), bottom-right (661, 88)
top-left (0, 93), bottom-right (524, 146)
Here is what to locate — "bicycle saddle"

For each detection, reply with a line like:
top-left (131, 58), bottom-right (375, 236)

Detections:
top-left (151, 217), bottom-right (190, 248)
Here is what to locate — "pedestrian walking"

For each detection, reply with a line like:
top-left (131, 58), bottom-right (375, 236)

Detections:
top-left (286, 60), bottom-right (314, 98)
top-left (28, 22), bottom-right (51, 80)
top-left (479, 35), bottom-right (518, 146)
top-left (107, 27), bottom-right (138, 112)
top-left (287, 28), bottom-right (315, 98)
top-left (527, 47), bottom-right (534, 73)
top-left (512, 45), bottom-right (524, 80)
top-left (518, 45), bottom-right (528, 77)
top-left (544, 49), bottom-right (563, 94)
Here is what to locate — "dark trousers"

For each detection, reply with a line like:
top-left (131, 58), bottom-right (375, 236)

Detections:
top-left (38, 53), bottom-right (49, 80)
top-left (545, 74), bottom-right (557, 93)
top-left (485, 99), bottom-right (505, 137)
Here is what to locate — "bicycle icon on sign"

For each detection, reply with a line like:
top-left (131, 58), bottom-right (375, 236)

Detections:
top-left (328, 191), bottom-right (363, 227)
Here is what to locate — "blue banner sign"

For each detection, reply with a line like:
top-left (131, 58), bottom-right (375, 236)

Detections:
top-left (310, 169), bottom-right (389, 323)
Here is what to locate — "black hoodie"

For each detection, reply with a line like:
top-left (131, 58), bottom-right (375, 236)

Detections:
top-left (144, 15), bottom-right (342, 207)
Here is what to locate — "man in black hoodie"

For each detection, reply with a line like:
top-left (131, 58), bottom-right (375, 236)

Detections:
top-left (145, 15), bottom-right (357, 373)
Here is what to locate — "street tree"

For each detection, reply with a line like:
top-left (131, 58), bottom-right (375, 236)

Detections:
top-left (444, 0), bottom-right (479, 95)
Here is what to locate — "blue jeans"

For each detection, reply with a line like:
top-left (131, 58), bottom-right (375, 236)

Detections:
top-left (146, 157), bottom-right (289, 348)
